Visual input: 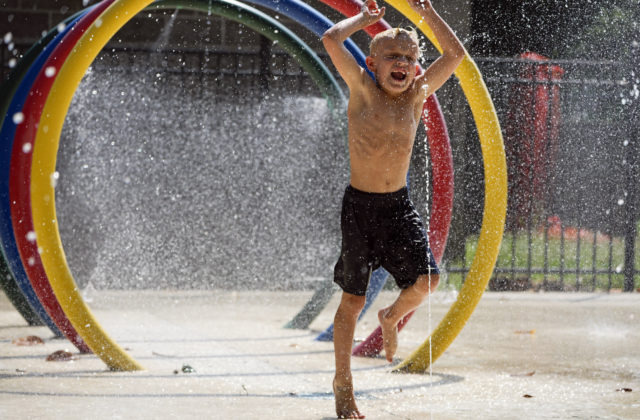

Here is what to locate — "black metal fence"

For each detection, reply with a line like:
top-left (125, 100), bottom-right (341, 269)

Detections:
top-left (1, 41), bottom-right (324, 94)
top-left (447, 55), bottom-right (638, 292)
top-left (2, 43), bottom-right (638, 292)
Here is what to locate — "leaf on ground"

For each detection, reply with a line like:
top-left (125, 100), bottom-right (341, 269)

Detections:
top-left (46, 350), bottom-right (74, 362)
top-left (615, 388), bottom-right (632, 392)
top-left (523, 394), bottom-right (533, 398)
top-left (510, 371), bottom-right (536, 377)
top-left (12, 335), bottom-right (44, 346)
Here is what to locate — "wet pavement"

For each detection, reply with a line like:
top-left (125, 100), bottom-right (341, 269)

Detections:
top-left (1, 289), bottom-right (638, 419)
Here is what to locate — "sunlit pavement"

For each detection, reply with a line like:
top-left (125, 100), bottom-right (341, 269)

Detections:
top-left (1, 289), bottom-right (638, 419)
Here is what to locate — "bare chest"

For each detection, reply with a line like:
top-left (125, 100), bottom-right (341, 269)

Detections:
top-left (348, 95), bottom-right (419, 153)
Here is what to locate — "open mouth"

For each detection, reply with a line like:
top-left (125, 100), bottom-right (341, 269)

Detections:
top-left (391, 71), bottom-right (407, 81)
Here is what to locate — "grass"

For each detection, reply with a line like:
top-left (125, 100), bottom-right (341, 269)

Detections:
top-left (445, 225), bottom-right (640, 292)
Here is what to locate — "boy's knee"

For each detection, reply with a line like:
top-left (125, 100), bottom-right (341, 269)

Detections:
top-left (339, 292), bottom-right (366, 315)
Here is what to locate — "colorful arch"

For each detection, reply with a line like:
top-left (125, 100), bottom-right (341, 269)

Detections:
top-left (0, 22), bottom-right (75, 327)
top-left (15, 0), bottom-right (343, 370)
top-left (244, 0), bottom-right (392, 331)
top-left (5, 0), bottom-right (505, 373)
top-left (312, 0), bottom-right (506, 368)
top-left (1, 7), bottom-right (106, 352)
top-left (273, 0), bottom-right (453, 331)
top-left (0, 12), bottom-right (102, 337)
top-left (385, 0), bottom-right (507, 372)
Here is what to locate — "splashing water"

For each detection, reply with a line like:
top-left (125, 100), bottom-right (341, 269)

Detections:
top-left (57, 68), bottom-right (347, 290)
top-left (420, 120), bottom-right (434, 420)
top-left (44, 66), bottom-right (56, 78)
top-left (12, 112), bottom-right (24, 124)
top-left (153, 9), bottom-right (179, 53)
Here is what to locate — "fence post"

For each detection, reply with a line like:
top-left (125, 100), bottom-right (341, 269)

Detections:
top-left (258, 35), bottom-right (271, 92)
top-left (623, 34), bottom-right (640, 292)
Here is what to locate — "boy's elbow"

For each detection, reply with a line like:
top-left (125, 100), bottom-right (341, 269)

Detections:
top-left (321, 33), bottom-right (330, 46)
top-left (321, 30), bottom-right (338, 45)
top-left (447, 46), bottom-right (466, 67)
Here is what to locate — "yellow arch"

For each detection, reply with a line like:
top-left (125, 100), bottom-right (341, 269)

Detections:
top-left (388, 1), bottom-right (508, 373)
top-left (31, 0), bottom-right (154, 371)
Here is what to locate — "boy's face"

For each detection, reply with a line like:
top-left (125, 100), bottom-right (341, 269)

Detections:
top-left (367, 34), bottom-right (420, 96)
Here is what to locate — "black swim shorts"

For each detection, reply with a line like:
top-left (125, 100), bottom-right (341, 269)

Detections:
top-left (334, 185), bottom-right (439, 296)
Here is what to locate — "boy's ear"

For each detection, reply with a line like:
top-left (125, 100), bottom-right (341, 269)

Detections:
top-left (365, 56), bottom-right (376, 73)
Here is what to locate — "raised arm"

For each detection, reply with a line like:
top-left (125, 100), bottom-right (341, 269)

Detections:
top-left (410, 0), bottom-right (465, 97)
top-left (321, 0), bottom-right (385, 89)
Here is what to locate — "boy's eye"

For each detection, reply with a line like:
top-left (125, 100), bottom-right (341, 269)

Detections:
top-left (384, 54), bottom-right (416, 63)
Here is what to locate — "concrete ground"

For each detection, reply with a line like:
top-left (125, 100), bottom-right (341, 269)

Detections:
top-left (1, 289), bottom-right (638, 419)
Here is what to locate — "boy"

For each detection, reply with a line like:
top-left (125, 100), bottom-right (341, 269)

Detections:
top-left (321, 0), bottom-right (465, 418)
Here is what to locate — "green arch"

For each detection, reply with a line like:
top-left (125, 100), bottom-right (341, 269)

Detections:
top-left (153, 0), bottom-right (346, 109)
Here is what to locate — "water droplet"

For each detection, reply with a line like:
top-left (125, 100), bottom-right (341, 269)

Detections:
top-left (26, 231), bottom-right (37, 242)
top-left (27, 257), bottom-right (35, 266)
top-left (617, 198), bottom-right (624, 205)
top-left (22, 142), bottom-right (32, 153)
top-left (12, 112), bottom-right (24, 124)
top-left (95, 18), bottom-right (103, 28)
top-left (57, 23), bottom-right (66, 33)
top-left (50, 172), bottom-right (60, 188)
top-left (8, 58), bottom-right (16, 68)
top-left (44, 66), bottom-right (56, 77)
top-left (3, 32), bottom-right (12, 44)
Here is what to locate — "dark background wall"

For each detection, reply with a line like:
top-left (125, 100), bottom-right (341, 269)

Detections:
top-left (470, 0), bottom-right (603, 58)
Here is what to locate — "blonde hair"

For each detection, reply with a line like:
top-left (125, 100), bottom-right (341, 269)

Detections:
top-left (369, 27), bottom-right (422, 57)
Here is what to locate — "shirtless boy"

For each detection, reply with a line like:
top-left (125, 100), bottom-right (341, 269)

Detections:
top-left (321, 0), bottom-right (465, 418)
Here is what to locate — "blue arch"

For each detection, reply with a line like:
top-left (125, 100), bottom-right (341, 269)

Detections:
top-left (240, 0), bottom-right (391, 336)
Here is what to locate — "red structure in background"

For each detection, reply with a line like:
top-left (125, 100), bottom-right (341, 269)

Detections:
top-left (505, 52), bottom-right (564, 229)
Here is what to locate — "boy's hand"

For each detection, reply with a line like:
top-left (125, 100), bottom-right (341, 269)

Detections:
top-left (361, 0), bottom-right (385, 24)
top-left (407, 0), bottom-right (433, 13)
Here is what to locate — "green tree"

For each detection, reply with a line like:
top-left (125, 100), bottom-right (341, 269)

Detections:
top-left (564, 0), bottom-right (639, 60)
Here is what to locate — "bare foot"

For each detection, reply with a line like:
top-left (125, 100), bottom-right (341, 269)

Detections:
top-left (333, 378), bottom-right (365, 419)
top-left (378, 308), bottom-right (398, 362)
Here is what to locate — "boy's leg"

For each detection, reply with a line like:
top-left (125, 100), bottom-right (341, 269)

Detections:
top-left (334, 291), bottom-right (366, 419)
top-left (378, 274), bottom-right (440, 362)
